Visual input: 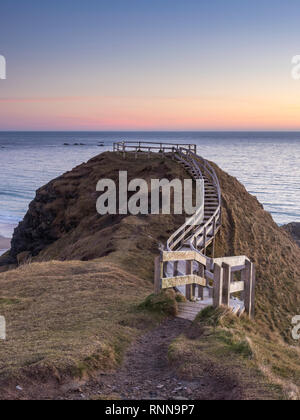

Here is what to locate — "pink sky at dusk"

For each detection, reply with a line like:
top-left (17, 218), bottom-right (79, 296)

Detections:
top-left (1, 0), bottom-right (300, 131)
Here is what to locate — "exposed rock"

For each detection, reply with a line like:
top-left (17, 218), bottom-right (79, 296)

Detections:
top-left (17, 251), bottom-right (32, 265)
top-left (282, 222), bottom-right (300, 247)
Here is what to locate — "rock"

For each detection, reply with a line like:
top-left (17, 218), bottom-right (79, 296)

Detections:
top-left (282, 222), bottom-right (300, 247)
top-left (16, 385), bottom-right (23, 391)
top-left (17, 251), bottom-right (31, 265)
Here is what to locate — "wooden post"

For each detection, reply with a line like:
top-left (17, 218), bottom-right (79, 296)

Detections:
top-left (185, 260), bottom-right (193, 300)
top-left (222, 263), bottom-right (231, 306)
top-left (212, 218), bottom-right (216, 258)
top-left (174, 260), bottom-right (179, 276)
top-left (203, 227), bottom-right (207, 255)
top-left (213, 263), bottom-right (223, 307)
top-left (154, 255), bottom-right (162, 294)
top-left (251, 264), bottom-right (256, 319)
top-left (197, 263), bottom-right (205, 300)
top-left (240, 266), bottom-right (246, 301)
top-left (122, 142), bottom-right (126, 159)
top-left (245, 260), bottom-right (255, 319)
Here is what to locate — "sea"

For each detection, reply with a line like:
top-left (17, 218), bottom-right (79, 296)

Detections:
top-left (0, 132), bottom-right (299, 250)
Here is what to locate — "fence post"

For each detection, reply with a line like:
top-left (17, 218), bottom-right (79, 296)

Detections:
top-left (203, 227), bottom-right (207, 255)
top-left (250, 264), bottom-right (256, 319)
top-left (197, 263), bottom-right (205, 299)
top-left (122, 142), bottom-right (126, 159)
top-left (154, 255), bottom-right (162, 294)
top-left (222, 263), bottom-right (231, 307)
top-left (174, 260), bottom-right (179, 276)
top-left (185, 260), bottom-right (193, 300)
top-left (240, 265), bottom-right (247, 301)
top-left (213, 263), bottom-right (223, 307)
top-left (245, 260), bottom-right (255, 319)
top-left (212, 217), bottom-right (216, 258)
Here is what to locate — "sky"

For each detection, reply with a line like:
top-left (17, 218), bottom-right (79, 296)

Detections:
top-left (0, 0), bottom-right (300, 131)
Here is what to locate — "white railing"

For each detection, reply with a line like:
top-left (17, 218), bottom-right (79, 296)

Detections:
top-left (113, 141), bottom-right (255, 318)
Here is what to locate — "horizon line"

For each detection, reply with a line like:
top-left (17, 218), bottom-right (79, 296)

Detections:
top-left (1, 129), bottom-right (300, 133)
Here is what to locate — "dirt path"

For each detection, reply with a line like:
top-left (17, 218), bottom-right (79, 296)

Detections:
top-left (61, 318), bottom-right (243, 401)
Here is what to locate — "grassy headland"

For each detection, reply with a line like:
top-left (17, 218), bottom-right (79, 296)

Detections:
top-left (0, 152), bottom-right (300, 399)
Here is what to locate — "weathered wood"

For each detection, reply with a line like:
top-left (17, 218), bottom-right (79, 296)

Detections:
top-left (250, 264), bottom-right (256, 319)
top-left (240, 267), bottom-right (246, 301)
top-left (185, 260), bottom-right (193, 300)
top-left (162, 250), bottom-right (207, 266)
top-left (161, 274), bottom-right (206, 289)
top-left (213, 256), bottom-right (249, 268)
top-left (244, 260), bottom-right (254, 318)
top-left (213, 264), bottom-right (223, 307)
top-left (174, 260), bottom-right (179, 276)
top-left (222, 263), bottom-right (231, 306)
top-left (231, 264), bottom-right (246, 272)
top-left (230, 281), bottom-right (245, 293)
top-left (198, 286), bottom-right (204, 299)
top-left (154, 256), bottom-right (161, 294)
top-left (115, 141), bottom-right (255, 318)
top-left (205, 269), bottom-right (214, 280)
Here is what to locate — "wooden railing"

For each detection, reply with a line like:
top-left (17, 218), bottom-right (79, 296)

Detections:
top-left (113, 141), bottom-right (256, 319)
top-left (113, 141), bottom-right (197, 156)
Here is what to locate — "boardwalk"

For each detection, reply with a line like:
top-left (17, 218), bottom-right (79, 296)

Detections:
top-left (114, 141), bottom-right (255, 321)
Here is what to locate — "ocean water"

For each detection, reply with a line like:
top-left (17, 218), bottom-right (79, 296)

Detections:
top-left (0, 131), bottom-right (299, 241)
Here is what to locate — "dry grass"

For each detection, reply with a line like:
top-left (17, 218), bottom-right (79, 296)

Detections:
top-left (1, 153), bottom-right (300, 399)
top-left (168, 306), bottom-right (300, 400)
top-left (0, 259), bottom-right (163, 387)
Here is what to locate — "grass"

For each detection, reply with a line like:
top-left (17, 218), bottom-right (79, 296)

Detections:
top-left (138, 289), bottom-right (182, 317)
top-left (0, 259), bottom-right (165, 387)
top-left (1, 152), bottom-right (300, 399)
top-left (168, 306), bottom-right (300, 400)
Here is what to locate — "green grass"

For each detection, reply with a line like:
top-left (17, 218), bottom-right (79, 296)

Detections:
top-left (138, 289), bottom-right (179, 316)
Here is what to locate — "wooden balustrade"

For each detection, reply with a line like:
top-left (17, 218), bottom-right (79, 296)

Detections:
top-left (155, 252), bottom-right (255, 319)
top-left (113, 141), bottom-right (255, 319)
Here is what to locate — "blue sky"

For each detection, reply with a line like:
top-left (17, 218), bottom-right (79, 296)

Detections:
top-left (0, 0), bottom-right (300, 130)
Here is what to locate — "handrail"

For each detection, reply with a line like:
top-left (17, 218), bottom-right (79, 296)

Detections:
top-left (113, 141), bottom-right (255, 318)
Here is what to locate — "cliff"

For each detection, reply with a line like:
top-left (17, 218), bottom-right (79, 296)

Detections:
top-left (5, 151), bottom-right (300, 340)
top-left (1, 151), bottom-right (300, 399)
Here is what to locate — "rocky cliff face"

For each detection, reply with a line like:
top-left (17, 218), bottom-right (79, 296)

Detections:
top-left (3, 152), bottom-right (188, 280)
top-left (2, 151), bottom-right (300, 341)
top-left (282, 222), bottom-right (300, 247)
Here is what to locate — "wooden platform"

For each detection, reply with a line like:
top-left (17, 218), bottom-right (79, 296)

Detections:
top-left (177, 298), bottom-right (245, 321)
top-left (177, 301), bottom-right (210, 321)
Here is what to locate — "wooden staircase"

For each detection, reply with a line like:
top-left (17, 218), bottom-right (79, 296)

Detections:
top-left (113, 141), bottom-right (255, 321)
